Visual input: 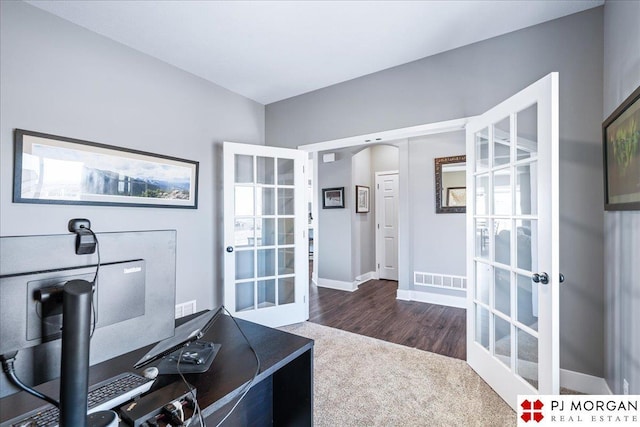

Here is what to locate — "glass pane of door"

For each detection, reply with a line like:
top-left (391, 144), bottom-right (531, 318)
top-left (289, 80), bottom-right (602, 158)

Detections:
top-left (517, 327), bottom-right (538, 389)
top-left (471, 103), bottom-right (542, 392)
top-left (233, 153), bottom-right (296, 313)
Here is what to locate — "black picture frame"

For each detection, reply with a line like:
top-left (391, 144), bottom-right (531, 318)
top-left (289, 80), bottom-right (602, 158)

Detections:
top-left (322, 187), bottom-right (345, 209)
top-left (355, 185), bottom-right (370, 213)
top-left (603, 85), bottom-right (640, 211)
top-left (13, 129), bottom-right (199, 208)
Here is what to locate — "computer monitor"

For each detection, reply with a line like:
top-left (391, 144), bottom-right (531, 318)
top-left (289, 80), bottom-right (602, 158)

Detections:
top-left (1, 259), bottom-right (146, 355)
top-left (0, 230), bottom-right (176, 398)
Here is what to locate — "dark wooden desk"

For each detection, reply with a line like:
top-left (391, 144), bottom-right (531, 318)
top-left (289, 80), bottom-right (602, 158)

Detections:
top-left (0, 315), bottom-right (314, 426)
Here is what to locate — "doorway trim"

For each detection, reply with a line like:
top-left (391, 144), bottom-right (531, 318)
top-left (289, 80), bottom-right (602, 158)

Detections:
top-left (298, 116), bottom-right (476, 293)
top-left (298, 117), bottom-right (473, 152)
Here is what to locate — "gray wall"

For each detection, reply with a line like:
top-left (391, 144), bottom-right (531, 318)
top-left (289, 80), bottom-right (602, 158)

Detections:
top-left (409, 132), bottom-right (466, 278)
top-left (352, 147), bottom-right (375, 277)
top-left (0, 1), bottom-right (265, 311)
top-left (317, 152), bottom-right (352, 281)
top-left (266, 8), bottom-right (605, 377)
top-left (603, 1), bottom-right (640, 394)
top-left (371, 144), bottom-right (400, 173)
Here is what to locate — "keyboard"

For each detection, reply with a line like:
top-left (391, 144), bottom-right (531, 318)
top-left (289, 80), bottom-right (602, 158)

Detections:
top-left (1, 372), bottom-right (154, 427)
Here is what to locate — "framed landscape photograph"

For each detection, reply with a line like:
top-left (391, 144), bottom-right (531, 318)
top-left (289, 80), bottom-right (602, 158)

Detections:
top-left (355, 185), bottom-right (370, 213)
top-left (13, 129), bottom-right (199, 208)
top-left (322, 187), bottom-right (344, 209)
top-left (603, 85), bottom-right (640, 211)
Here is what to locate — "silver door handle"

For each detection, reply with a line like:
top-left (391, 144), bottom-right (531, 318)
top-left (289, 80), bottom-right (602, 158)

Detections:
top-left (532, 272), bottom-right (564, 284)
top-left (532, 272), bottom-right (549, 284)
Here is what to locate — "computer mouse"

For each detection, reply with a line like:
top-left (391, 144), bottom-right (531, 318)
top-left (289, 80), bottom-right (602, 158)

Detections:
top-left (142, 366), bottom-right (159, 379)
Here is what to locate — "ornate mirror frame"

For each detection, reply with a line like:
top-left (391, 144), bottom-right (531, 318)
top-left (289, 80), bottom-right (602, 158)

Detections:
top-left (435, 155), bottom-right (466, 214)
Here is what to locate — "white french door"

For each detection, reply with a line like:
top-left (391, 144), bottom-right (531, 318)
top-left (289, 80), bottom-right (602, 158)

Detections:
top-left (466, 73), bottom-right (559, 409)
top-left (223, 142), bottom-right (308, 327)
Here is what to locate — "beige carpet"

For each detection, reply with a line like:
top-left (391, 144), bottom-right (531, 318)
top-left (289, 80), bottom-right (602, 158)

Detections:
top-left (279, 322), bottom-right (516, 427)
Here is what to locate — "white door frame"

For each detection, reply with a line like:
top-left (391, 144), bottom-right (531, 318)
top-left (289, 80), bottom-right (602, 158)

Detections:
top-left (298, 117), bottom-right (475, 292)
top-left (375, 171), bottom-right (399, 281)
top-left (310, 152), bottom-right (319, 287)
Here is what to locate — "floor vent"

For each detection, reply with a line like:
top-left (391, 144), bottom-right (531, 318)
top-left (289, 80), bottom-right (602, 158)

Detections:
top-left (414, 272), bottom-right (467, 292)
top-left (175, 300), bottom-right (197, 318)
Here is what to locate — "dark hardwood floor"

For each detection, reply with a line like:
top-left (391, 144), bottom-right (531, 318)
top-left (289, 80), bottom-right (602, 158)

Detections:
top-left (308, 277), bottom-right (467, 360)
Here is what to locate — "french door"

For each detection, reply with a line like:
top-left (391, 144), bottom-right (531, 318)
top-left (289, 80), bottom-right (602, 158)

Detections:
top-left (223, 142), bottom-right (308, 327)
top-left (466, 73), bottom-right (559, 409)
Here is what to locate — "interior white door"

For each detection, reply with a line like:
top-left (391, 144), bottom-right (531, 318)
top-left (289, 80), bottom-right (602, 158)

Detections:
top-left (465, 73), bottom-right (559, 409)
top-left (376, 172), bottom-right (399, 281)
top-left (223, 141), bottom-right (308, 327)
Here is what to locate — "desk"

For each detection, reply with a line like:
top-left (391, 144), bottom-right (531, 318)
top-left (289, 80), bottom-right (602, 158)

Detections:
top-left (0, 314), bottom-right (314, 426)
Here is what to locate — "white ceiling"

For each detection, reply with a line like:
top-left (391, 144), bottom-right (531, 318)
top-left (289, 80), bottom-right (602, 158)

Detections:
top-left (27, 0), bottom-right (604, 105)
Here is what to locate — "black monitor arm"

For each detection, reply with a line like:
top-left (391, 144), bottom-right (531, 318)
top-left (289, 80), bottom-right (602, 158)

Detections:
top-left (59, 279), bottom-right (93, 427)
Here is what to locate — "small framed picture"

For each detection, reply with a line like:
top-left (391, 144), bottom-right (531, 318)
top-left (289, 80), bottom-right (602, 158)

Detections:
top-left (603, 85), bottom-right (640, 211)
top-left (322, 187), bottom-right (344, 209)
top-left (355, 185), bottom-right (370, 213)
top-left (446, 187), bottom-right (466, 207)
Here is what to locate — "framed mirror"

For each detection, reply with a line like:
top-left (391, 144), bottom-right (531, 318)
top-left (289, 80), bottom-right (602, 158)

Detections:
top-left (435, 155), bottom-right (466, 213)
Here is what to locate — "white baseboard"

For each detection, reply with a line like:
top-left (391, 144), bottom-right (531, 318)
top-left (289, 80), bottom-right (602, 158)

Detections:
top-left (560, 369), bottom-right (612, 395)
top-left (396, 289), bottom-right (412, 300)
top-left (317, 271), bottom-right (377, 292)
top-left (355, 271), bottom-right (378, 286)
top-left (317, 277), bottom-right (358, 292)
top-left (396, 289), bottom-right (466, 309)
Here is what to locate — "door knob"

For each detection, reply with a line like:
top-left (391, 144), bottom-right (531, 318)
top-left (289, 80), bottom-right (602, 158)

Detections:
top-left (226, 246), bottom-right (234, 253)
top-left (532, 272), bottom-right (549, 284)
top-left (559, 273), bottom-right (565, 283)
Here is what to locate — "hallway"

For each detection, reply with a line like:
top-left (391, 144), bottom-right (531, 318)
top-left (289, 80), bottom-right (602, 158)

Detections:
top-left (308, 279), bottom-right (466, 360)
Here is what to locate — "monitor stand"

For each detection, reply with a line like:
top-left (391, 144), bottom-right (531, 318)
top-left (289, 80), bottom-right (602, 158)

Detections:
top-left (157, 341), bottom-right (221, 374)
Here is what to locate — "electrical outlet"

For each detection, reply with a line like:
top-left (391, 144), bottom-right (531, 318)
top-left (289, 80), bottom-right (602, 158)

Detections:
top-left (623, 378), bottom-right (629, 395)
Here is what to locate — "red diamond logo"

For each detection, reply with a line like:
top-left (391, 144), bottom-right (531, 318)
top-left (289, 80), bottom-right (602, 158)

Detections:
top-left (520, 399), bottom-right (544, 423)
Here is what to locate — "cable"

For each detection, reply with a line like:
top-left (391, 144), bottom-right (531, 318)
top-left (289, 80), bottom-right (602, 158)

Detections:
top-left (1, 352), bottom-right (59, 408)
top-left (173, 306), bottom-right (261, 427)
top-left (176, 347), bottom-right (204, 427)
top-left (162, 400), bottom-right (184, 426)
top-left (33, 225), bottom-right (100, 336)
top-left (84, 227), bottom-right (100, 284)
top-left (214, 306), bottom-right (261, 427)
top-left (84, 227), bottom-right (100, 338)
top-left (176, 402), bottom-right (184, 423)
